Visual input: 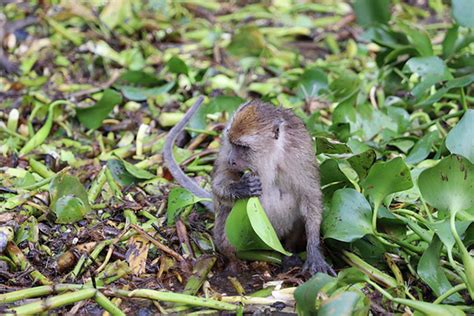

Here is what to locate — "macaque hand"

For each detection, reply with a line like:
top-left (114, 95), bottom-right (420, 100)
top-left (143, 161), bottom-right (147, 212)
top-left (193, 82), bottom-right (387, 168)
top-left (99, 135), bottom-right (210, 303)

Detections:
top-left (231, 173), bottom-right (262, 199)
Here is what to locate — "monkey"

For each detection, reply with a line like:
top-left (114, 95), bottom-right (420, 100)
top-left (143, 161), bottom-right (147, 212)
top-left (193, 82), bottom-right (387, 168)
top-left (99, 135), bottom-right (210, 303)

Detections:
top-left (164, 97), bottom-right (335, 275)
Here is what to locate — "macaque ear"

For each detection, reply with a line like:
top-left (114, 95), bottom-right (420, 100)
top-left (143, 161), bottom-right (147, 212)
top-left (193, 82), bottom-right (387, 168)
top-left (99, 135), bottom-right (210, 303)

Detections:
top-left (272, 119), bottom-right (283, 139)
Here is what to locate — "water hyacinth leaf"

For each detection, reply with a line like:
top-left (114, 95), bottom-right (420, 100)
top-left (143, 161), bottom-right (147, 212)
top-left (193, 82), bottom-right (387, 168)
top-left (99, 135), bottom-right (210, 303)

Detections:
top-left (347, 149), bottom-right (377, 179)
top-left (118, 70), bottom-right (161, 86)
top-left (119, 82), bottom-right (175, 101)
top-left (167, 56), bottom-right (188, 75)
top-left (120, 159), bottom-right (155, 180)
top-left (76, 89), bottom-right (123, 129)
top-left (53, 195), bottom-right (89, 224)
top-left (452, 0), bottom-right (474, 28)
top-left (318, 291), bottom-right (364, 316)
top-left (417, 236), bottom-right (463, 303)
top-left (320, 159), bottom-right (350, 188)
top-left (337, 267), bottom-right (370, 284)
top-left (418, 155), bottom-right (474, 214)
top-left (294, 273), bottom-right (336, 314)
top-left (322, 188), bottom-right (373, 242)
top-left (226, 199), bottom-right (269, 252)
top-left (397, 22), bottom-right (433, 56)
top-left (361, 157), bottom-right (413, 208)
top-left (246, 197), bottom-right (291, 256)
top-left (315, 137), bottom-right (351, 155)
top-left (49, 174), bottom-right (91, 224)
top-left (405, 131), bottom-right (439, 165)
top-left (297, 67), bottom-right (328, 99)
top-left (166, 188), bottom-right (210, 225)
top-left (226, 198), bottom-right (290, 255)
top-left (404, 56), bottom-right (453, 99)
top-left (353, 0), bottom-right (391, 27)
top-left (446, 109), bottom-right (474, 164)
top-left (428, 219), bottom-right (472, 252)
top-left (107, 159), bottom-right (137, 186)
top-left (227, 25), bottom-right (268, 57)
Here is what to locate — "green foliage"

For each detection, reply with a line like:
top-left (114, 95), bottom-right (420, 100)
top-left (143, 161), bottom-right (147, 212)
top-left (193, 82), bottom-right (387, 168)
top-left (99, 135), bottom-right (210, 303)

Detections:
top-left (49, 174), bottom-right (91, 223)
top-left (1, 0), bottom-right (474, 314)
top-left (76, 89), bottom-right (123, 129)
top-left (225, 198), bottom-right (291, 256)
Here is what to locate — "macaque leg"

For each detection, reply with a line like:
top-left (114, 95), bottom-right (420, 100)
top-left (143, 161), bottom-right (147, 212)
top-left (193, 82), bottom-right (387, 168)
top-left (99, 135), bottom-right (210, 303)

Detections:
top-left (301, 195), bottom-right (336, 276)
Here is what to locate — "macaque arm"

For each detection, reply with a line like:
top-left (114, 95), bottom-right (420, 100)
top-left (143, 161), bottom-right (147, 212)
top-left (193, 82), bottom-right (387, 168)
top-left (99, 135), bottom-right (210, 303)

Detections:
top-left (163, 96), bottom-right (213, 210)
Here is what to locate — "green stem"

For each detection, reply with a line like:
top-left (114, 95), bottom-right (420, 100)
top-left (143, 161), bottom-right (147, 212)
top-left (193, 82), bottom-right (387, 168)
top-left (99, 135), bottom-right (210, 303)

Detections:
top-left (109, 289), bottom-right (238, 311)
top-left (95, 291), bottom-right (126, 316)
top-left (0, 284), bottom-right (90, 304)
top-left (5, 288), bottom-right (97, 315)
top-left (408, 110), bottom-right (465, 132)
top-left (342, 250), bottom-right (398, 288)
top-left (459, 88), bottom-right (468, 111)
top-left (433, 283), bottom-right (466, 304)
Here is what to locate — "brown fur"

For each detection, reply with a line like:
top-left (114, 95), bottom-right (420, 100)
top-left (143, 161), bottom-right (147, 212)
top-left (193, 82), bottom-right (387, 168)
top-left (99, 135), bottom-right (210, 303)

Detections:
top-left (212, 100), bottom-right (334, 275)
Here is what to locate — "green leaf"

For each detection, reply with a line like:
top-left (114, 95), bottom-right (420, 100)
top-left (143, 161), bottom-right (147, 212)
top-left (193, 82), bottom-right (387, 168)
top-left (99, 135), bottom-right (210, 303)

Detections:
top-left (452, 0), bottom-right (474, 28)
top-left (361, 157), bottom-right (413, 208)
top-left (353, 0), bottom-right (391, 27)
top-left (119, 82), bottom-right (175, 101)
top-left (406, 131), bottom-right (439, 165)
top-left (294, 273), bottom-right (336, 314)
top-left (417, 236), bottom-right (463, 303)
top-left (120, 159), bottom-right (155, 180)
top-left (246, 198), bottom-right (291, 256)
top-left (297, 67), bottom-right (328, 99)
top-left (446, 109), bottom-right (474, 164)
top-left (320, 159), bottom-right (350, 188)
top-left (107, 159), bottom-right (137, 186)
top-left (347, 149), bottom-right (377, 180)
top-left (418, 155), bottom-right (474, 214)
top-left (118, 70), bottom-right (162, 86)
top-left (225, 198), bottom-right (291, 256)
top-left (20, 101), bottom-right (62, 156)
top-left (76, 89), bottom-right (123, 130)
top-left (227, 25), bottom-right (268, 57)
top-left (323, 188), bottom-right (373, 242)
top-left (54, 195), bottom-right (89, 224)
top-left (318, 292), bottom-right (364, 316)
top-left (315, 137), bottom-right (351, 155)
top-left (428, 219), bottom-right (472, 254)
top-left (404, 56), bottom-right (453, 99)
top-left (49, 174), bottom-right (91, 224)
top-left (397, 22), bottom-right (433, 56)
top-left (166, 188), bottom-right (210, 225)
top-left (167, 56), bottom-right (188, 75)
top-left (443, 25), bottom-right (459, 57)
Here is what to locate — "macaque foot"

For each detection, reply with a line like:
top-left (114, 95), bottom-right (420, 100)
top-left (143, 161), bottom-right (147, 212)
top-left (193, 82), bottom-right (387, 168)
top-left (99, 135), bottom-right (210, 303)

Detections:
top-left (232, 172), bottom-right (262, 198)
top-left (302, 258), bottom-right (336, 276)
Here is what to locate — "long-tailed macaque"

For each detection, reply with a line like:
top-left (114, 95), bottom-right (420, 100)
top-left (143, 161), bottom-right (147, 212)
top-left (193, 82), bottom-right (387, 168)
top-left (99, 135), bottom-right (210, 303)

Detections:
top-left (164, 97), bottom-right (334, 275)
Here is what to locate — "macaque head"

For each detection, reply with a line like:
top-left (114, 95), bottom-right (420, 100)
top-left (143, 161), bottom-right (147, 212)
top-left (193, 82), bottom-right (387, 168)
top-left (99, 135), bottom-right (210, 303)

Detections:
top-left (223, 101), bottom-right (284, 172)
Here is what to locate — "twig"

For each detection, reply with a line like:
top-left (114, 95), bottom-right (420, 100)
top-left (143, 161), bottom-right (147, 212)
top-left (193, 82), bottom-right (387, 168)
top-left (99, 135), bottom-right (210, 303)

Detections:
top-left (130, 224), bottom-right (185, 262)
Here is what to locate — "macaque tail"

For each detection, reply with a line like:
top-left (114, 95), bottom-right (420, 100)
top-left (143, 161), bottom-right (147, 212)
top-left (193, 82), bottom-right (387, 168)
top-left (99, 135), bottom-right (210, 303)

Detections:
top-left (163, 96), bottom-right (214, 211)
